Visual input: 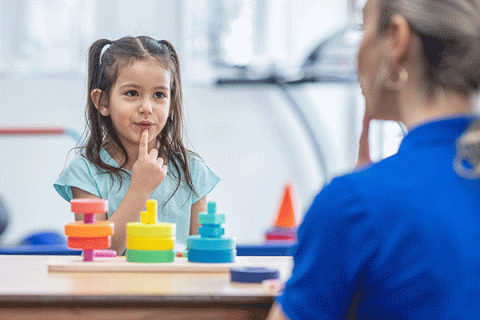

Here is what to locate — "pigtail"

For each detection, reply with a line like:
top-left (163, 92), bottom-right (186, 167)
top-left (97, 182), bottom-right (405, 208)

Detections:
top-left (155, 39), bottom-right (199, 203)
top-left (158, 40), bottom-right (181, 92)
top-left (84, 38), bottom-right (129, 184)
top-left (87, 39), bottom-right (111, 93)
top-left (85, 39), bottom-right (111, 159)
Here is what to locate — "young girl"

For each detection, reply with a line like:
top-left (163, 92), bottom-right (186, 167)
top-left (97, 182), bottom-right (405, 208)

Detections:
top-left (54, 36), bottom-right (220, 255)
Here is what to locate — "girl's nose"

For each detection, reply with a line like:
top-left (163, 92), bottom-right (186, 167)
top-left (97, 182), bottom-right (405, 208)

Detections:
top-left (139, 99), bottom-right (153, 114)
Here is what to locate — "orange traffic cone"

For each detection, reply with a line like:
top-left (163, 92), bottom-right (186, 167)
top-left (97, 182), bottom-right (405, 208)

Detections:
top-left (265, 183), bottom-right (297, 242)
top-left (274, 183), bottom-right (296, 228)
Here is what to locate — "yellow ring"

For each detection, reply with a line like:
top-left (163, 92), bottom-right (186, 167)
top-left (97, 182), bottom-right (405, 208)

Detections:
top-left (126, 222), bottom-right (175, 238)
top-left (126, 235), bottom-right (175, 251)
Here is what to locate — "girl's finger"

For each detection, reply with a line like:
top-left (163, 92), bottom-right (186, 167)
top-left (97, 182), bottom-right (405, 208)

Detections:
top-left (138, 130), bottom-right (149, 158)
top-left (156, 157), bottom-right (164, 167)
top-left (149, 148), bottom-right (159, 160)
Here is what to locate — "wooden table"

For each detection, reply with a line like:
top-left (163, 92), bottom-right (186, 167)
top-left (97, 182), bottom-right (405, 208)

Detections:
top-left (0, 255), bottom-right (293, 320)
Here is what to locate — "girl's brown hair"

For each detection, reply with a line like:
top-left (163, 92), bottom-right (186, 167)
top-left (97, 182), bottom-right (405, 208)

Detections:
top-left (84, 36), bottom-right (197, 197)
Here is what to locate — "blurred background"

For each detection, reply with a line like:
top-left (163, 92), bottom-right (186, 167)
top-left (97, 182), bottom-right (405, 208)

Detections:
top-left (0, 0), bottom-right (404, 246)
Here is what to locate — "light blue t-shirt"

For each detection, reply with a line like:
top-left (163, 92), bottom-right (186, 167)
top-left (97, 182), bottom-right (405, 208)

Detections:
top-left (54, 149), bottom-right (220, 250)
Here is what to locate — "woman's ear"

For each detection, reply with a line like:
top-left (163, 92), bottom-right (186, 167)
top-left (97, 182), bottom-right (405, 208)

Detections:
top-left (91, 89), bottom-right (109, 116)
top-left (387, 14), bottom-right (413, 68)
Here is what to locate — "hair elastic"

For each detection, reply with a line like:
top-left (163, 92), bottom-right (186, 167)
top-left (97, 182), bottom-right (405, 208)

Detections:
top-left (99, 43), bottom-right (111, 65)
top-left (453, 151), bottom-right (480, 179)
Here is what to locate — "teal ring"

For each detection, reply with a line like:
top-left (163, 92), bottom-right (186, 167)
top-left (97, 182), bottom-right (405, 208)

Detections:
top-left (188, 249), bottom-right (236, 263)
top-left (187, 235), bottom-right (235, 250)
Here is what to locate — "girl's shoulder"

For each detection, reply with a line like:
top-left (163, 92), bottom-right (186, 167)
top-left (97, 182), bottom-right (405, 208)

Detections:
top-left (186, 151), bottom-right (204, 167)
top-left (185, 152), bottom-right (217, 177)
top-left (169, 151), bottom-right (219, 190)
top-left (170, 151), bottom-right (206, 174)
top-left (63, 149), bottom-right (117, 176)
top-left (63, 152), bottom-right (94, 172)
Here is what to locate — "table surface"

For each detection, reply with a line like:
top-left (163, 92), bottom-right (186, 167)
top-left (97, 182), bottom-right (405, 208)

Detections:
top-left (0, 255), bottom-right (293, 308)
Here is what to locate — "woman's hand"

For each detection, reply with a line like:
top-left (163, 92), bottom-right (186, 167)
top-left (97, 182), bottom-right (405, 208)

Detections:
top-left (130, 129), bottom-right (168, 195)
top-left (356, 114), bottom-right (372, 169)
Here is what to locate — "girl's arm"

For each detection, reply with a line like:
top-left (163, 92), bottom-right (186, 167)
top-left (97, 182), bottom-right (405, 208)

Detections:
top-left (71, 130), bottom-right (167, 255)
top-left (190, 195), bottom-right (207, 235)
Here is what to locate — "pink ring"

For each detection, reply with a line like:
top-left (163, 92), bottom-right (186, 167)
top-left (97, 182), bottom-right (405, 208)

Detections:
top-left (71, 199), bottom-right (108, 214)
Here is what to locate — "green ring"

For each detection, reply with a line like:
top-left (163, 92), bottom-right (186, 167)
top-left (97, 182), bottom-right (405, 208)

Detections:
top-left (126, 249), bottom-right (174, 263)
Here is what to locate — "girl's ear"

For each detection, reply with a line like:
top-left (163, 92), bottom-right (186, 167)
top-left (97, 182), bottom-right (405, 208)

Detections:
top-left (91, 89), bottom-right (109, 116)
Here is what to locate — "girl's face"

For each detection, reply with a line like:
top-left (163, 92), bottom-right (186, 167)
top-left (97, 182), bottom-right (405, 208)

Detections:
top-left (357, 0), bottom-right (397, 120)
top-left (102, 59), bottom-right (171, 152)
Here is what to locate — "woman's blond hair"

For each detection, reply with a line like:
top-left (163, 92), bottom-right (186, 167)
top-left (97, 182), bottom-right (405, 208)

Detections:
top-left (377, 0), bottom-right (480, 177)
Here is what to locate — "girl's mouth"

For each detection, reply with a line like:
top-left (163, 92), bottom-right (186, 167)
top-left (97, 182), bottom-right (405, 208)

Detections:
top-left (137, 123), bottom-right (153, 130)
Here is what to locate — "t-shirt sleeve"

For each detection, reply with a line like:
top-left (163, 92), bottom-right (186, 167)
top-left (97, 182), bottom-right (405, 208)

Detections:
top-left (53, 156), bottom-right (102, 202)
top-left (277, 176), bottom-right (377, 319)
top-left (189, 155), bottom-right (220, 204)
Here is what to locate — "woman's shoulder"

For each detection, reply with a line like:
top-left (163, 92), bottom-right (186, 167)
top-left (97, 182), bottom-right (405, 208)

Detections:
top-left (315, 175), bottom-right (366, 211)
top-left (345, 153), bottom-right (408, 191)
top-left (309, 162), bottom-right (397, 223)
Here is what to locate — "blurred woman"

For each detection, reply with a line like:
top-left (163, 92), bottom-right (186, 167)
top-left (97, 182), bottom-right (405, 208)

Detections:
top-left (269, 0), bottom-right (480, 318)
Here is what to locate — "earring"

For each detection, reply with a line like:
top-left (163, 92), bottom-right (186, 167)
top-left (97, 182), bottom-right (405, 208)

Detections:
top-left (384, 66), bottom-right (409, 91)
top-left (99, 108), bottom-right (109, 116)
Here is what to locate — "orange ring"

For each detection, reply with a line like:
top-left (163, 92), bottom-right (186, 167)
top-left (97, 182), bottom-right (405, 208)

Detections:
top-left (65, 221), bottom-right (114, 237)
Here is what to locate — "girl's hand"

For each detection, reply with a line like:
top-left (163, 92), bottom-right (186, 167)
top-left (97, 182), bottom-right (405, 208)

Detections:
top-left (130, 130), bottom-right (168, 195)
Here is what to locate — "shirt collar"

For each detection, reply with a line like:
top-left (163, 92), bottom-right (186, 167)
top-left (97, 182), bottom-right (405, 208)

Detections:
top-left (100, 148), bottom-right (120, 168)
top-left (398, 115), bottom-right (478, 152)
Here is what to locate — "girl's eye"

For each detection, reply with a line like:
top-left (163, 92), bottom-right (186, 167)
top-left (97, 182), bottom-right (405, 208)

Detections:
top-left (125, 90), bottom-right (138, 97)
top-left (154, 92), bottom-right (166, 99)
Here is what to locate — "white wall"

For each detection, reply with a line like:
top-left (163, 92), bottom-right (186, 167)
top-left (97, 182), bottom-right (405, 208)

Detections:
top-left (183, 84), bottom-right (324, 243)
top-left (0, 0), bottom-right (353, 246)
top-left (0, 77), bottom-right (87, 245)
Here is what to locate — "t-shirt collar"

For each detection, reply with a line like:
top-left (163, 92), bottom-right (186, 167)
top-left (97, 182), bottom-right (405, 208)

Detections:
top-left (99, 148), bottom-right (121, 168)
top-left (398, 115), bottom-right (478, 152)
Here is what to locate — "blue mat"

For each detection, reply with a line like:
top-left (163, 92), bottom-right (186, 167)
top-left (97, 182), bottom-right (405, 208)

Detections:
top-left (0, 232), bottom-right (297, 256)
top-left (0, 231), bottom-right (81, 255)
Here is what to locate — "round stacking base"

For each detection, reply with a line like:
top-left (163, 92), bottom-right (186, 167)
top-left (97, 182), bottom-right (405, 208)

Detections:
top-left (265, 234), bottom-right (296, 241)
top-left (265, 227), bottom-right (297, 242)
top-left (230, 267), bottom-right (279, 283)
top-left (126, 249), bottom-right (174, 263)
top-left (188, 249), bottom-right (236, 263)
